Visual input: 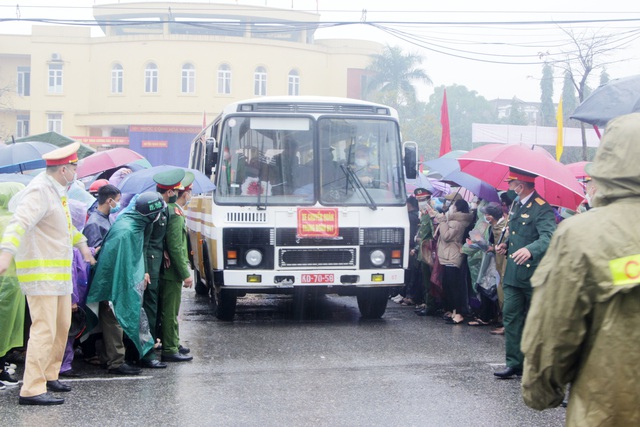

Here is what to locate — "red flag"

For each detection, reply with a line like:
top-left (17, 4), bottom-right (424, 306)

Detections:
top-left (439, 90), bottom-right (452, 157)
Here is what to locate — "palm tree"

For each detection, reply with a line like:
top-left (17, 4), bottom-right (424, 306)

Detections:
top-left (365, 45), bottom-right (432, 109)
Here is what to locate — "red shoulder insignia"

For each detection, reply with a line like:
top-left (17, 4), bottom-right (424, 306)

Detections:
top-left (174, 207), bottom-right (183, 216)
top-left (535, 197), bottom-right (546, 206)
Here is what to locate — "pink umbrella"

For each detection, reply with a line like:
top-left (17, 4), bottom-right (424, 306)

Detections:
top-left (457, 144), bottom-right (585, 210)
top-left (77, 148), bottom-right (147, 178)
top-left (566, 161), bottom-right (591, 180)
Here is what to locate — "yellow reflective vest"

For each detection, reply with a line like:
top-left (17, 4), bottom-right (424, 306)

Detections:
top-left (0, 173), bottom-right (87, 296)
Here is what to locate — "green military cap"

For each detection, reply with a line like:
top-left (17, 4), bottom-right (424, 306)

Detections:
top-left (177, 171), bottom-right (195, 191)
top-left (153, 168), bottom-right (186, 190)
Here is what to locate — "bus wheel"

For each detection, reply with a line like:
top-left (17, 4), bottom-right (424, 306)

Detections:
top-left (213, 287), bottom-right (237, 321)
top-left (357, 288), bottom-right (388, 319)
top-left (194, 269), bottom-right (209, 295)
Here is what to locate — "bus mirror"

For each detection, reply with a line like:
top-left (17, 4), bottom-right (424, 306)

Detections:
top-left (204, 139), bottom-right (217, 178)
top-left (403, 141), bottom-right (418, 179)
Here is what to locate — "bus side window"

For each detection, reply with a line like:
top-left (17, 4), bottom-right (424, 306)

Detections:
top-left (204, 138), bottom-right (217, 178)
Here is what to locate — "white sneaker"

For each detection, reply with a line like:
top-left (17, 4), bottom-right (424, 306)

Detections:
top-left (5, 368), bottom-right (15, 375)
top-left (4, 363), bottom-right (17, 370)
top-left (0, 370), bottom-right (19, 387)
top-left (392, 295), bottom-right (404, 303)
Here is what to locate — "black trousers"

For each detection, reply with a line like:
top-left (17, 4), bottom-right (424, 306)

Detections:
top-left (443, 265), bottom-right (469, 315)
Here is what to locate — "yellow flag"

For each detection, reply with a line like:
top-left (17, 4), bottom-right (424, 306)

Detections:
top-left (556, 98), bottom-right (564, 161)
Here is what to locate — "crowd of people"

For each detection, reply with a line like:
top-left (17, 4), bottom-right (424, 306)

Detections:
top-left (393, 113), bottom-right (640, 425)
top-left (0, 143), bottom-right (194, 405)
top-left (0, 114), bottom-right (638, 424)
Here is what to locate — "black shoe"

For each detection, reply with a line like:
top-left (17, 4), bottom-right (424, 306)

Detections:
top-left (493, 367), bottom-right (523, 379)
top-left (161, 352), bottom-right (193, 362)
top-left (19, 393), bottom-right (64, 406)
top-left (46, 380), bottom-right (71, 392)
top-left (139, 359), bottom-right (167, 369)
top-left (108, 363), bottom-right (141, 375)
top-left (178, 345), bottom-right (190, 355)
top-left (416, 308), bottom-right (437, 317)
top-left (59, 369), bottom-right (83, 378)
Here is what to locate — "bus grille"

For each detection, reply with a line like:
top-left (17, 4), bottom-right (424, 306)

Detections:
top-left (226, 211), bottom-right (267, 223)
top-left (279, 248), bottom-right (356, 267)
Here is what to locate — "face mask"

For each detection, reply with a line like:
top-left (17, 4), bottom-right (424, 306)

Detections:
top-left (63, 167), bottom-right (76, 190)
top-left (506, 189), bottom-right (519, 202)
top-left (168, 194), bottom-right (178, 204)
top-left (470, 202), bottom-right (477, 210)
top-left (418, 201), bottom-right (429, 212)
top-left (184, 193), bottom-right (192, 207)
top-left (110, 200), bottom-right (121, 214)
top-left (355, 158), bottom-right (368, 168)
top-left (223, 151), bottom-right (231, 161)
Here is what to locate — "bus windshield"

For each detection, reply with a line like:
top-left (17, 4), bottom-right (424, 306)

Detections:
top-left (214, 115), bottom-right (405, 206)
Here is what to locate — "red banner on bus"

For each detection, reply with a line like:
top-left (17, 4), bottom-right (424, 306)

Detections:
top-left (297, 208), bottom-right (339, 238)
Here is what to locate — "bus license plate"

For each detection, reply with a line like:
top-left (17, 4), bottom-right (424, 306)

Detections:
top-left (301, 274), bottom-right (334, 284)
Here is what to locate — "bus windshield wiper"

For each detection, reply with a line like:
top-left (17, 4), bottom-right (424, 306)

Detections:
top-left (340, 164), bottom-right (377, 211)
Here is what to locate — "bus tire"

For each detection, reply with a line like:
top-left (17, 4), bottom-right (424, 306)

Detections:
top-left (357, 288), bottom-right (388, 319)
top-left (213, 288), bottom-right (237, 321)
top-left (194, 269), bottom-right (208, 295)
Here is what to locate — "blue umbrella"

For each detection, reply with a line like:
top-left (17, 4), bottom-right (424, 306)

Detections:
top-left (118, 165), bottom-right (215, 195)
top-left (0, 141), bottom-right (58, 173)
top-left (441, 170), bottom-right (500, 202)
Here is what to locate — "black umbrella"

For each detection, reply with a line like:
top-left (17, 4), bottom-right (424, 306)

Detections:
top-left (571, 74), bottom-right (640, 127)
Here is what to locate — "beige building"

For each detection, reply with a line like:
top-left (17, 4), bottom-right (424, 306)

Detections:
top-left (0, 2), bottom-right (381, 151)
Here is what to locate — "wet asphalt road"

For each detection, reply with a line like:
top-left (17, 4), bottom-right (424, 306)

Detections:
top-left (0, 290), bottom-right (565, 426)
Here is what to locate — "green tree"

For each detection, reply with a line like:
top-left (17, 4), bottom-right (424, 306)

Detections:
top-left (540, 64), bottom-right (555, 126)
top-left (561, 70), bottom-right (578, 126)
top-left (415, 85), bottom-right (497, 157)
top-left (508, 97), bottom-right (528, 125)
top-left (365, 45), bottom-right (432, 110)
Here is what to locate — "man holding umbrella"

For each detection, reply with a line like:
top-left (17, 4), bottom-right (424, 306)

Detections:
top-left (494, 168), bottom-right (556, 379)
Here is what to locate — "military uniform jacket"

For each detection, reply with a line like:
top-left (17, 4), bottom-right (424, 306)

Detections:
top-left (416, 212), bottom-right (434, 261)
top-left (503, 191), bottom-right (556, 288)
top-left (160, 203), bottom-right (190, 282)
top-left (144, 205), bottom-right (168, 280)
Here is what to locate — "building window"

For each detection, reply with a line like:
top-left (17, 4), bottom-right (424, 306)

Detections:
top-left (145, 63), bottom-right (159, 93)
top-left (217, 64), bottom-right (231, 94)
top-left (47, 113), bottom-right (62, 133)
top-left (111, 64), bottom-right (123, 94)
top-left (288, 69), bottom-right (300, 96)
top-left (17, 67), bottom-right (31, 96)
top-left (48, 64), bottom-right (63, 94)
top-left (16, 115), bottom-right (30, 138)
top-left (254, 66), bottom-right (267, 96)
top-left (181, 63), bottom-right (196, 94)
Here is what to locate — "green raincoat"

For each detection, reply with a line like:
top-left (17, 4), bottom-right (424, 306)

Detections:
top-left (522, 113), bottom-right (640, 426)
top-left (86, 209), bottom-right (155, 357)
top-left (0, 182), bottom-right (26, 358)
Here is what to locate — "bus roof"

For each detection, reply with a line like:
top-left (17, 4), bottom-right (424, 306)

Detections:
top-left (220, 96), bottom-right (399, 119)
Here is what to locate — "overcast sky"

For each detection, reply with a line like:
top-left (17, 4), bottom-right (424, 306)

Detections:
top-left (2, 0), bottom-right (639, 103)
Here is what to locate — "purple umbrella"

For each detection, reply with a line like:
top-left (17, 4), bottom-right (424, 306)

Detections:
top-left (441, 170), bottom-right (500, 202)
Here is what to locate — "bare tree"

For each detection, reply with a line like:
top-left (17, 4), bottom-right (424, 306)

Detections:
top-left (554, 28), bottom-right (625, 160)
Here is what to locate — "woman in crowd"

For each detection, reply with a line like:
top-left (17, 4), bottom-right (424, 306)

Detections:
top-left (436, 199), bottom-right (474, 324)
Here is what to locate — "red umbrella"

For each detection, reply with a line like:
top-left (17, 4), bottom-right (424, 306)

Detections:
top-left (566, 161), bottom-right (591, 180)
top-left (77, 148), bottom-right (147, 178)
top-left (457, 144), bottom-right (585, 210)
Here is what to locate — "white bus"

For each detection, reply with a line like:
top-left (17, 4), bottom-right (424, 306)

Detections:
top-left (187, 96), bottom-right (418, 320)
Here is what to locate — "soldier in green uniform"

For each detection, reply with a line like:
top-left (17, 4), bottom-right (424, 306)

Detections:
top-left (139, 168), bottom-right (185, 369)
top-left (412, 188), bottom-right (439, 316)
top-left (494, 168), bottom-right (556, 379)
top-left (159, 172), bottom-right (194, 362)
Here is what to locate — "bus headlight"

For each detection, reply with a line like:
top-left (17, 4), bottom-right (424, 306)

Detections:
top-left (370, 250), bottom-right (385, 267)
top-left (245, 249), bottom-right (263, 267)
